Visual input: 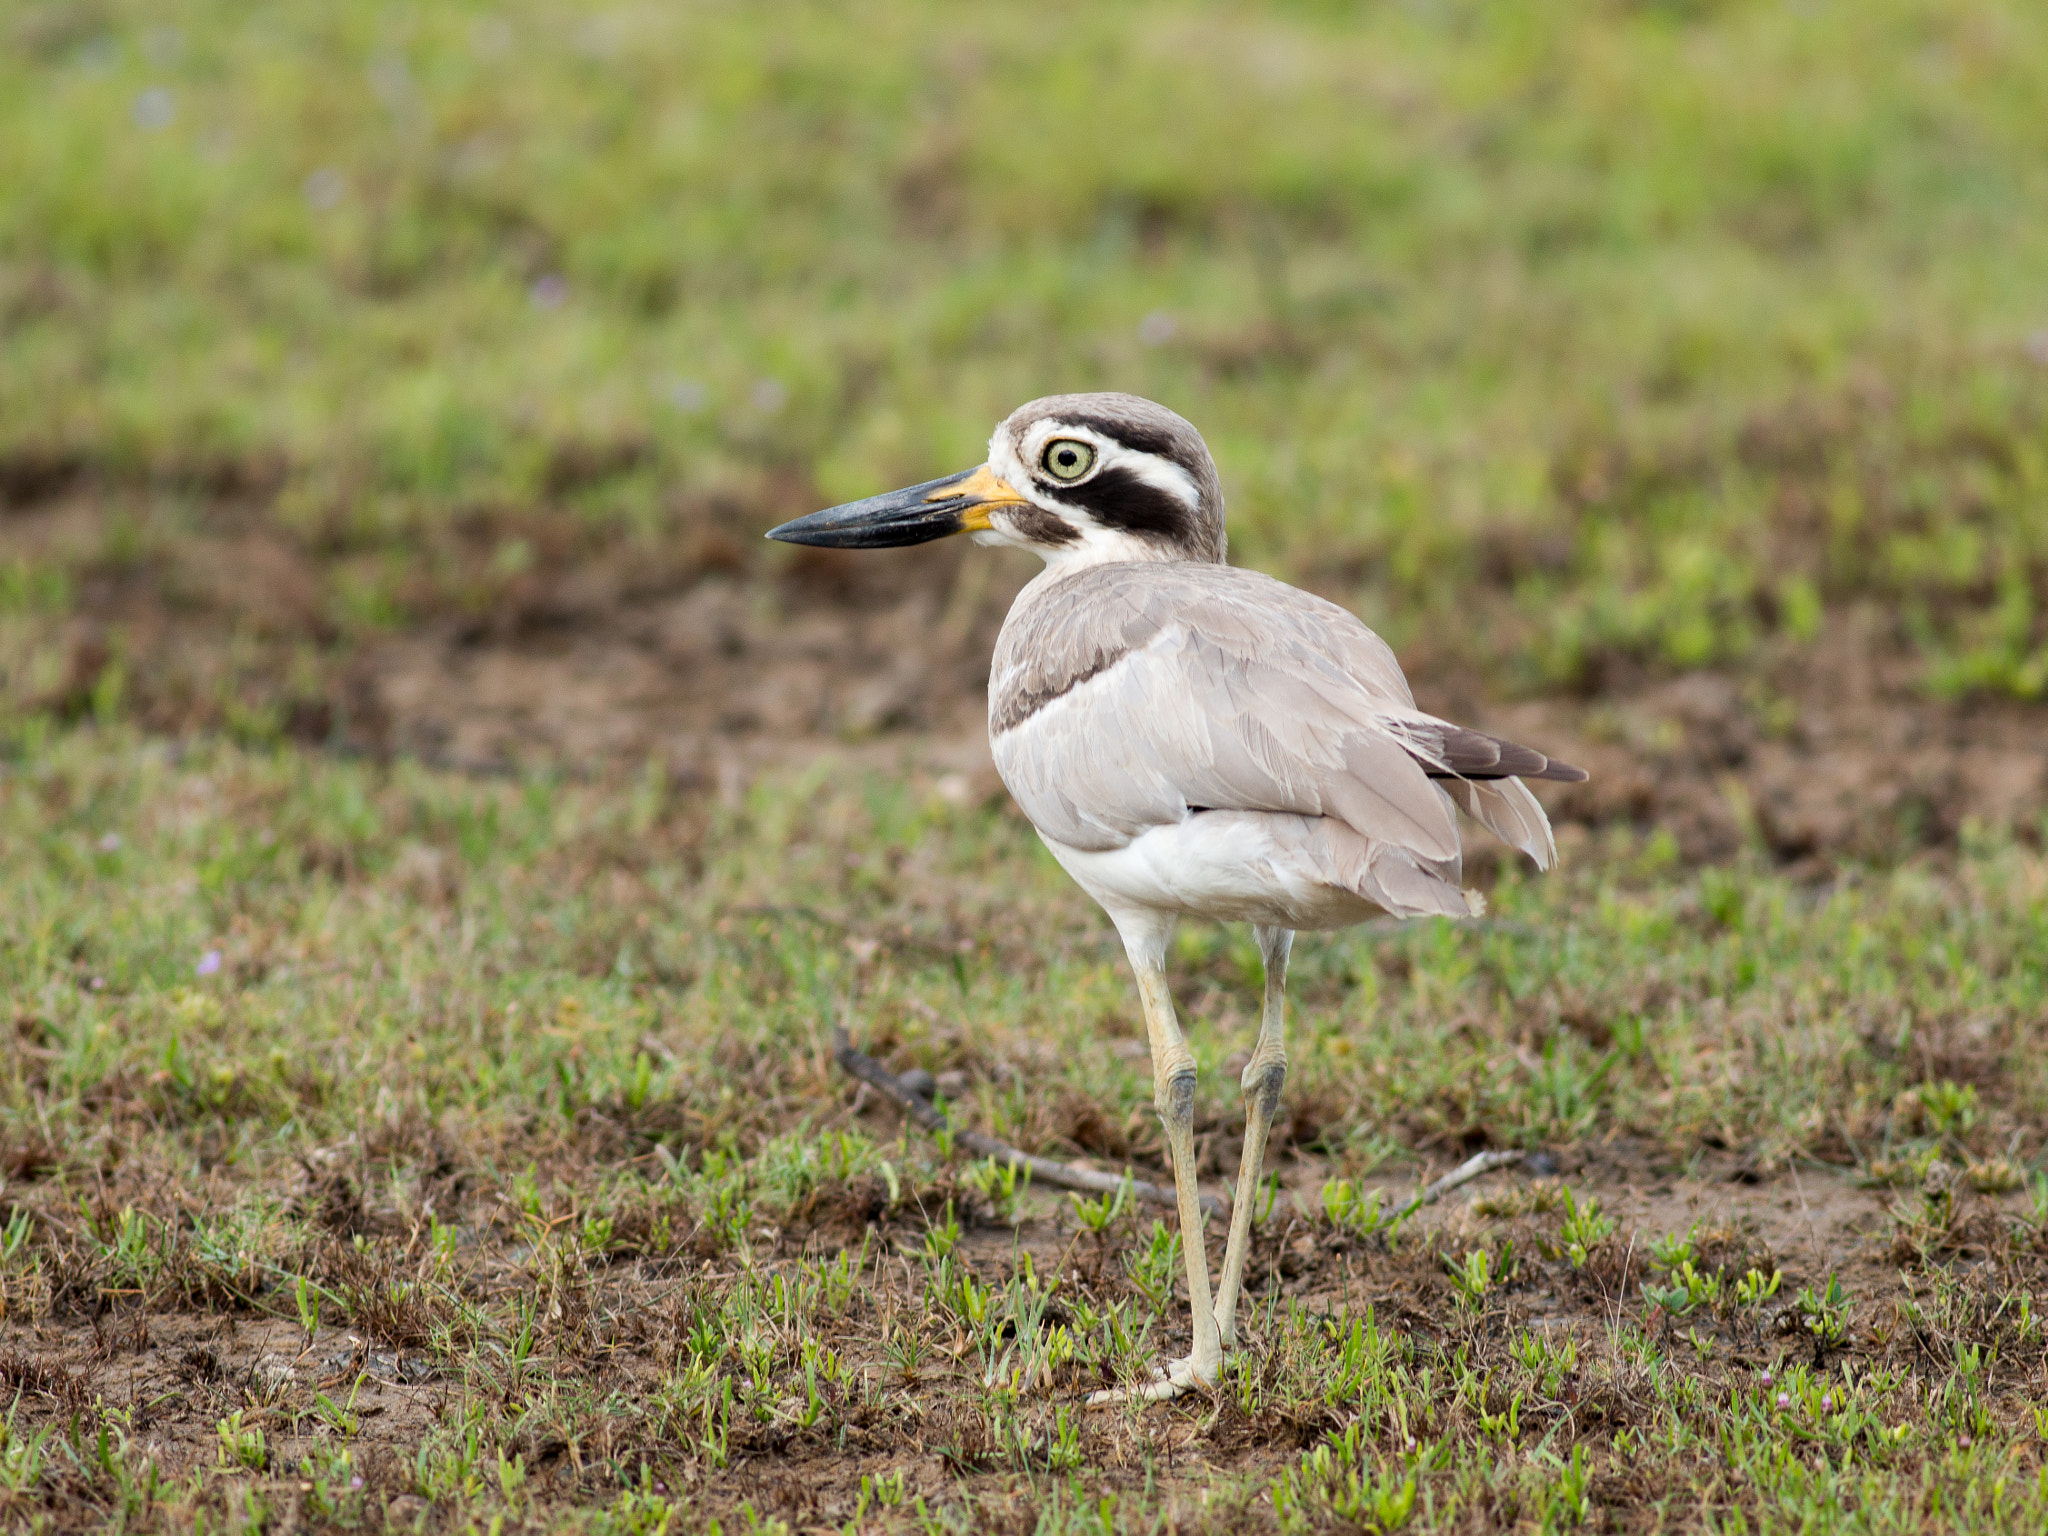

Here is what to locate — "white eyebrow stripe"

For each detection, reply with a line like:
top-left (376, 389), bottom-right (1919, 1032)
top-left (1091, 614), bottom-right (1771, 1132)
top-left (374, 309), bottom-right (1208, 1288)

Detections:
top-left (1100, 443), bottom-right (1201, 510)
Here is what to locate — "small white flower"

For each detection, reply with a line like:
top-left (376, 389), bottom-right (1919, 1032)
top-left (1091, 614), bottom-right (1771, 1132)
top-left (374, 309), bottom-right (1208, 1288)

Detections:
top-left (662, 377), bottom-right (708, 412)
top-left (1137, 311), bottom-right (1178, 346)
top-left (304, 167), bottom-right (346, 210)
top-left (132, 88), bottom-right (175, 131)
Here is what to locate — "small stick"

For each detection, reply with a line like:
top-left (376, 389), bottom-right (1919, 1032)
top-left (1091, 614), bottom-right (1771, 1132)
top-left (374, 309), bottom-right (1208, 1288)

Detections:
top-left (1392, 1149), bottom-right (1525, 1222)
top-left (833, 1029), bottom-right (1225, 1218)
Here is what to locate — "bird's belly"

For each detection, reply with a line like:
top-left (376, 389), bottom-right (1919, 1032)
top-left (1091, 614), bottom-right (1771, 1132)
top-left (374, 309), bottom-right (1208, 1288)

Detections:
top-left (1041, 812), bottom-right (1386, 931)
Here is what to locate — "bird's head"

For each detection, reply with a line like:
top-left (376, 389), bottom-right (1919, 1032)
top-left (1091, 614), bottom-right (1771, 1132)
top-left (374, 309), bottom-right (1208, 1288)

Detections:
top-left (767, 392), bottom-right (1226, 568)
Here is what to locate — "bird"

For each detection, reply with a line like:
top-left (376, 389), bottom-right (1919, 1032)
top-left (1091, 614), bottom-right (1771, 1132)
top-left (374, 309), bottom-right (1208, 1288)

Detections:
top-left (767, 392), bottom-right (1585, 1402)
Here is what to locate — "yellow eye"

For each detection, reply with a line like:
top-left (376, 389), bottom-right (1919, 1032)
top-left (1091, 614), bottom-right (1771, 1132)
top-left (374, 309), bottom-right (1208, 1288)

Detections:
top-left (1041, 439), bottom-right (1096, 481)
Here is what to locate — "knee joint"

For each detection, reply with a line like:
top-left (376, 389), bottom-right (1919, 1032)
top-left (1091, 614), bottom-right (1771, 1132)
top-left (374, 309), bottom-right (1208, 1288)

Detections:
top-left (1241, 1056), bottom-right (1287, 1118)
top-left (1156, 1067), bottom-right (1197, 1125)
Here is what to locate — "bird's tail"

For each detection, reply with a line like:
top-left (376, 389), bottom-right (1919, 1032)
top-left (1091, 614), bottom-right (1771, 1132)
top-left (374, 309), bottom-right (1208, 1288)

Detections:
top-left (1446, 777), bottom-right (1559, 870)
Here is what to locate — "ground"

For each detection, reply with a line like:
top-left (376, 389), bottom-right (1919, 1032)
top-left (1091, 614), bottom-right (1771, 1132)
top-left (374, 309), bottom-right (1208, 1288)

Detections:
top-left (5, 1), bottom-right (2048, 1530)
top-left (2, 734), bottom-right (2047, 1532)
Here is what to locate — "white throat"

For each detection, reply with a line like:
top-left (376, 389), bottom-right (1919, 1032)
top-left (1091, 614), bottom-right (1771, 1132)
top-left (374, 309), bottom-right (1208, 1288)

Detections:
top-left (971, 519), bottom-right (1189, 573)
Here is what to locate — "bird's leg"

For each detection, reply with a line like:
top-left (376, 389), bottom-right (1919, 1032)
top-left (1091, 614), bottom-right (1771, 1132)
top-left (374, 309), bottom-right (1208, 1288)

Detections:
top-left (1090, 936), bottom-right (1222, 1404)
top-left (1215, 924), bottom-right (1290, 1351)
top-left (1137, 958), bottom-right (1224, 1391)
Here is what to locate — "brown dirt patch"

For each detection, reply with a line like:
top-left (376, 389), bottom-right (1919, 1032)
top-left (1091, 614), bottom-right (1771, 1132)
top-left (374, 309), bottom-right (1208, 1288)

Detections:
top-left (0, 1147), bottom-right (2029, 1530)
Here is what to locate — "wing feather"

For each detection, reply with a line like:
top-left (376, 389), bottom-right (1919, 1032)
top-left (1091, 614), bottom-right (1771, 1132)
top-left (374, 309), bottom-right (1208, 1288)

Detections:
top-left (988, 564), bottom-right (1572, 875)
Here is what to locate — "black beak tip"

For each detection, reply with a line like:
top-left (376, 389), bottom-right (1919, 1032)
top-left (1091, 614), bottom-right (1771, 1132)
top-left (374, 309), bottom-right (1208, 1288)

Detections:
top-left (764, 512), bottom-right (837, 546)
top-left (760, 499), bottom-right (969, 550)
top-left (763, 513), bottom-right (863, 548)
top-left (762, 471), bottom-right (981, 550)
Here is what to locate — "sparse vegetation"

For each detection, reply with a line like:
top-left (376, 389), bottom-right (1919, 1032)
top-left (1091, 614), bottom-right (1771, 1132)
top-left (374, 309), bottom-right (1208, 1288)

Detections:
top-left (0, 734), bottom-right (2042, 1528)
top-left (4, 0), bottom-right (2048, 1529)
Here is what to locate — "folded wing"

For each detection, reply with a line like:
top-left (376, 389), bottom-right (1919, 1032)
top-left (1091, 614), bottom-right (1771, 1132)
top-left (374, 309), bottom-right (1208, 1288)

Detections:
top-left (989, 564), bottom-right (1581, 873)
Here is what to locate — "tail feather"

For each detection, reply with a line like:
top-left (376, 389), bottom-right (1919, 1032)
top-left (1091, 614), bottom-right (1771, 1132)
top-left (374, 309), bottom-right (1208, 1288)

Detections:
top-left (1448, 777), bottom-right (1559, 871)
top-left (1309, 815), bottom-right (1479, 919)
top-left (1360, 846), bottom-right (1480, 918)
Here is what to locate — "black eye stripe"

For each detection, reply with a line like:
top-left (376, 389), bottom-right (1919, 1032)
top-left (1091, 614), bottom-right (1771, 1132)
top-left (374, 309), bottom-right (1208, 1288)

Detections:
top-left (1048, 465), bottom-right (1189, 540)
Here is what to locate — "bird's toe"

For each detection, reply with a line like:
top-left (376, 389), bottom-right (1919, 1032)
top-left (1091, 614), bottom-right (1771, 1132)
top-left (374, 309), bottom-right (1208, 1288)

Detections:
top-left (1085, 1352), bottom-right (1220, 1406)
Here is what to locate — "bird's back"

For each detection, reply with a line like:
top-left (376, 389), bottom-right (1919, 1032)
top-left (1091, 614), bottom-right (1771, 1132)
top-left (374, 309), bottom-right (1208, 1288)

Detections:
top-left (990, 561), bottom-right (1418, 742)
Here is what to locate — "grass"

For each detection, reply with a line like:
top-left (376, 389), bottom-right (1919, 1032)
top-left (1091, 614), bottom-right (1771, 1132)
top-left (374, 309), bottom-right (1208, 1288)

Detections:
top-left (6, 1), bottom-right (2048, 1529)
top-left (3, 0), bottom-right (2048, 730)
top-left (1, 730), bottom-right (2047, 1529)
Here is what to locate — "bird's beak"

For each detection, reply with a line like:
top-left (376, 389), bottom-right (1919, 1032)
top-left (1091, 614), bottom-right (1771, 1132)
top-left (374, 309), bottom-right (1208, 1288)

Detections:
top-left (765, 465), bottom-right (1024, 549)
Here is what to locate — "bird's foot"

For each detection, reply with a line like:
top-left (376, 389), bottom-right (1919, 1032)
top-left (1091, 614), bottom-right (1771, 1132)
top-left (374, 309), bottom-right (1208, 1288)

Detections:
top-left (1086, 1351), bottom-right (1222, 1406)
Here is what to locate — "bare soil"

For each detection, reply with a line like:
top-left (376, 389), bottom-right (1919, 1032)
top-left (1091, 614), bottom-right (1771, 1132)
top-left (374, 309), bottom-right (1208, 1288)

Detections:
top-left (0, 1142), bottom-right (2024, 1530)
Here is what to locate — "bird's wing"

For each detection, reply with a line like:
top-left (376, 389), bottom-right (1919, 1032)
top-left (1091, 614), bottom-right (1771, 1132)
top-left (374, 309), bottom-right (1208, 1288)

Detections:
top-left (990, 564), bottom-right (1465, 856)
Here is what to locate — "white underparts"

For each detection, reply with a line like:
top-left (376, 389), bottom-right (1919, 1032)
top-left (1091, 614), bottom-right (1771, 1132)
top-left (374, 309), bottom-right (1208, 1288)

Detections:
top-left (1040, 810), bottom-right (1479, 935)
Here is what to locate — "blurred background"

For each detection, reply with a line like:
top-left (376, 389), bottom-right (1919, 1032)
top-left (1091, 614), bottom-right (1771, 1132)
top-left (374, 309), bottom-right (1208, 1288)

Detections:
top-left (3, 0), bottom-right (2044, 867)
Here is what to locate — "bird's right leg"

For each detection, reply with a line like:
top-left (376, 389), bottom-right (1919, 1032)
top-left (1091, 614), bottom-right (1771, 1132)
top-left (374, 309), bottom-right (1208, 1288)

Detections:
top-left (1089, 917), bottom-right (1222, 1405)
top-left (1215, 924), bottom-right (1290, 1350)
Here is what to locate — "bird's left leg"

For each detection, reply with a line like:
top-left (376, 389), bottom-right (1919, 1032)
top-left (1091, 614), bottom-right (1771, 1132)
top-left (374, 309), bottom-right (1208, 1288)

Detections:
top-left (1215, 924), bottom-right (1290, 1350)
top-left (1090, 918), bottom-right (1222, 1403)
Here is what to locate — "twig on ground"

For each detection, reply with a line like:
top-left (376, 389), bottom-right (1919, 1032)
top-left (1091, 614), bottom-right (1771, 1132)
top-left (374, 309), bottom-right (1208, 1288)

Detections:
top-left (832, 1028), bottom-right (1225, 1218)
top-left (1393, 1149), bottom-right (1526, 1222)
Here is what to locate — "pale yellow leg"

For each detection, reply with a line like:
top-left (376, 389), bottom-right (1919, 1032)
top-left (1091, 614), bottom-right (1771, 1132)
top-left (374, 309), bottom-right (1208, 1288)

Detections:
top-left (1089, 922), bottom-right (1222, 1404)
top-left (1215, 924), bottom-right (1290, 1350)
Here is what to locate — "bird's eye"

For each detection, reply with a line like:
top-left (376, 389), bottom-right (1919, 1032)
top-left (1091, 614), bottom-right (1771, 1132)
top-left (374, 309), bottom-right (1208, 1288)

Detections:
top-left (1041, 439), bottom-right (1096, 482)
